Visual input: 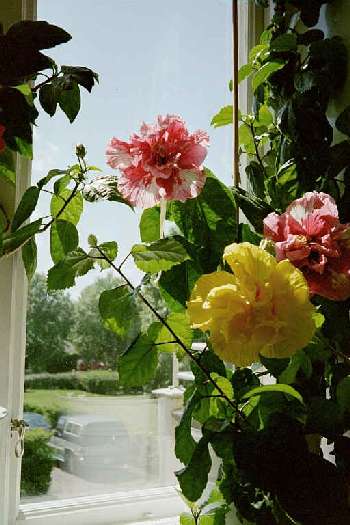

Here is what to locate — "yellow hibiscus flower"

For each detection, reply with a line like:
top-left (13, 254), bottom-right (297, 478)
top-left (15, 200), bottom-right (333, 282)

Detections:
top-left (187, 242), bottom-right (316, 367)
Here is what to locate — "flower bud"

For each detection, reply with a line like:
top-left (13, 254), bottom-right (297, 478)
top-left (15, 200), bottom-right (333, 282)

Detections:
top-left (76, 144), bottom-right (87, 158)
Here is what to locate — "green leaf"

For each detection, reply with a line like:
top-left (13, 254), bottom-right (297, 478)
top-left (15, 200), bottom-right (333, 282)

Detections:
top-left (175, 390), bottom-right (199, 465)
top-left (37, 168), bottom-right (67, 189)
top-left (90, 241), bottom-right (118, 270)
top-left (0, 148), bottom-right (16, 185)
top-left (238, 63), bottom-right (253, 83)
top-left (258, 105), bottom-right (273, 126)
top-left (99, 285), bottom-right (138, 337)
top-left (259, 355), bottom-right (290, 379)
top-left (118, 323), bottom-right (161, 386)
top-left (155, 312), bottom-right (192, 355)
top-left (11, 186), bottom-right (39, 232)
top-left (239, 223), bottom-right (262, 245)
top-left (211, 106), bottom-right (236, 128)
top-left (180, 514), bottom-right (195, 525)
top-left (270, 33), bottom-right (297, 53)
top-left (306, 399), bottom-right (343, 438)
top-left (50, 220), bottom-right (79, 263)
top-left (131, 237), bottom-right (190, 273)
top-left (22, 236), bottom-right (37, 280)
top-left (60, 65), bottom-right (99, 93)
top-left (279, 351), bottom-right (312, 384)
top-left (168, 169), bottom-right (237, 272)
top-left (211, 373), bottom-right (234, 400)
top-left (15, 137), bottom-right (33, 159)
top-left (39, 83), bottom-right (58, 116)
top-left (47, 248), bottom-right (93, 290)
top-left (139, 207), bottom-right (160, 242)
top-left (231, 187), bottom-right (273, 233)
top-left (242, 384), bottom-right (304, 404)
top-left (252, 60), bottom-right (285, 91)
top-left (176, 437), bottom-right (212, 502)
top-left (50, 189), bottom-right (83, 225)
top-left (58, 81), bottom-right (80, 123)
top-left (337, 376), bottom-right (350, 414)
top-left (336, 106), bottom-right (350, 137)
top-left (3, 219), bottom-right (42, 254)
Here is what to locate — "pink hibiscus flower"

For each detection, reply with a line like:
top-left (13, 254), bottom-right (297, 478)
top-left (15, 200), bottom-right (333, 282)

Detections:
top-left (263, 192), bottom-right (350, 301)
top-left (0, 124), bottom-right (6, 152)
top-left (106, 115), bottom-right (209, 208)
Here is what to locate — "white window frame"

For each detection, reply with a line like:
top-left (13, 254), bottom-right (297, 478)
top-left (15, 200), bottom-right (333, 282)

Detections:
top-left (0, 2), bottom-right (262, 523)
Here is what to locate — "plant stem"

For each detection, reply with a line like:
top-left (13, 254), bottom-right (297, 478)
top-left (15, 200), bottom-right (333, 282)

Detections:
top-left (250, 123), bottom-right (266, 175)
top-left (41, 181), bottom-right (80, 233)
top-left (95, 245), bottom-right (242, 414)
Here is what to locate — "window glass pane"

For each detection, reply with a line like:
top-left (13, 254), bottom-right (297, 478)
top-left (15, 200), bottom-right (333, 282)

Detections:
top-left (21, 0), bottom-right (232, 505)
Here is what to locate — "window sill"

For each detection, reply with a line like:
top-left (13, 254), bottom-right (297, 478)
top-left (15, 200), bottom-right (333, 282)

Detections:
top-left (18, 486), bottom-right (184, 525)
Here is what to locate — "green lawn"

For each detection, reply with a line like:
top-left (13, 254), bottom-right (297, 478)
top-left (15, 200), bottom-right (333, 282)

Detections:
top-left (24, 389), bottom-right (96, 427)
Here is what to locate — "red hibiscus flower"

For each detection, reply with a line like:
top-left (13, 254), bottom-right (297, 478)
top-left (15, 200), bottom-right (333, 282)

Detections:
top-left (264, 192), bottom-right (350, 301)
top-left (106, 115), bottom-right (209, 208)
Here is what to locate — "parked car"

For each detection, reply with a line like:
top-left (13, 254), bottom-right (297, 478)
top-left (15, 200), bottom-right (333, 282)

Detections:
top-left (23, 411), bottom-right (51, 430)
top-left (49, 414), bottom-right (130, 477)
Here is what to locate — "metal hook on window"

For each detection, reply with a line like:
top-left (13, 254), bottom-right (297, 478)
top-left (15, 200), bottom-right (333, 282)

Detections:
top-left (10, 418), bottom-right (28, 458)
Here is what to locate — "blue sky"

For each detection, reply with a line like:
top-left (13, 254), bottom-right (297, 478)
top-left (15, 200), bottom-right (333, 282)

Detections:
top-left (34, 0), bottom-right (233, 297)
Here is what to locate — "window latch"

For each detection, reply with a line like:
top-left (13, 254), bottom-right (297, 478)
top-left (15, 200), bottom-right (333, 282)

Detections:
top-left (10, 418), bottom-right (28, 458)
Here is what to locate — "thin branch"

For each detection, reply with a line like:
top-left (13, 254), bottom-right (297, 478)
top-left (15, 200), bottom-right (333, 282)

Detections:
top-left (40, 181), bottom-right (80, 233)
top-left (249, 123), bottom-right (266, 175)
top-left (33, 73), bottom-right (59, 93)
top-left (118, 252), bottom-right (131, 270)
top-left (95, 245), bottom-right (244, 416)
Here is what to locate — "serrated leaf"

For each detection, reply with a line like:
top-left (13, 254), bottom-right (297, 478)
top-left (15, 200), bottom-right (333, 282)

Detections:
top-left (47, 248), bottom-right (92, 290)
top-left (58, 81), bottom-right (80, 123)
top-left (37, 168), bottom-right (67, 189)
top-left (156, 312), bottom-right (192, 355)
top-left (90, 241), bottom-right (118, 269)
top-left (50, 219), bottom-right (79, 263)
top-left (238, 63), bottom-right (253, 83)
top-left (139, 207), bottom-right (160, 242)
top-left (176, 437), bottom-right (212, 502)
top-left (279, 350), bottom-right (312, 385)
top-left (99, 285), bottom-right (138, 337)
top-left (211, 106), bottom-right (236, 128)
top-left (3, 219), bottom-right (42, 254)
top-left (211, 373), bottom-right (234, 400)
top-left (22, 236), bottom-right (37, 280)
top-left (131, 237), bottom-right (190, 273)
top-left (118, 323), bottom-right (161, 386)
top-left (175, 391), bottom-right (199, 465)
top-left (242, 384), bottom-right (304, 404)
top-left (270, 33), bottom-right (297, 53)
top-left (11, 186), bottom-right (39, 231)
top-left (50, 189), bottom-right (83, 225)
top-left (39, 83), bottom-right (58, 116)
top-left (252, 60), bottom-right (285, 91)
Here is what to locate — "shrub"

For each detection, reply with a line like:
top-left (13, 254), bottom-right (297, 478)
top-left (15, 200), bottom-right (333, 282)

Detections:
top-left (21, 429), bottom-right (55, 496)
top-left (23, 399), bottom-right (63, 428)
top-left (25, 372), bottom-right (80, 391)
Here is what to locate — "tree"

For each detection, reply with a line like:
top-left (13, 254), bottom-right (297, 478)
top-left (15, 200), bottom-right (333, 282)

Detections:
top-left (70, 273), bottom-right (168, 369)
top-left (26, 273), bottom-right (75, 373)
top-left (70, 273), bottom-right (128, 367)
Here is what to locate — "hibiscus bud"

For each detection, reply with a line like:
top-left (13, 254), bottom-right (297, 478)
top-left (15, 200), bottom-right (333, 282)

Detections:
top-left (260, 238), bottom-right (275, 256)
top-left (76, 144), bottom-right (87, 159)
